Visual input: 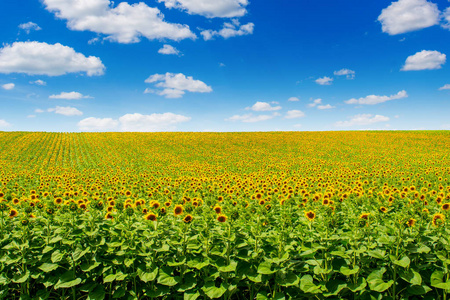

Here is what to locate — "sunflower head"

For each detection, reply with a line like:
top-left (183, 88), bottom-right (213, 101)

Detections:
top-left (145, 213), bottom-right (157, 222)
top-left (174, 205), bottom-right (183, 216)
top-left (305, 210), bottom-right (316, 221)
top-left (380, 207), bottom-right (387, 213)
top-left (442, 203), bottom-right (450, 211)
top-left (105, 213), bottom-right (114, 220)
top-left (213, 206), bottom-right (222, 214)
top-left (432, 213), bottom-right (445, 226)
top-left (217, 214), bottom-right (227, 223)
top-left (406, 218), bottom-right (416, 227)
top-left (183, 214), bottom-right (193, 223)
top-left (359, 213), bottom-right (370, 220)
top-left (9, 209), bottom-right (19, 218)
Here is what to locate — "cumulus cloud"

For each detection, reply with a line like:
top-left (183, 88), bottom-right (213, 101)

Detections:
top-left (308, 98), bottom-right (322, 107)
top-left (201, 20), bottom-right (254, 40)
top-left (335, 114), bottom-right (390, 127)
top-left (288, 97), bottom-right (300, 102)
top-left (47, 106), bottom-right (83, 116)
top-left (43, 0), bottom-right (196, 43)
top-left (225, 113), bottom-right (279, 123)
top-left (317, 104), bottom-right (335, 110)
top-left (35, 109), bottom-right (45, 113)
top-left (285, 110), bottom-right (305, 119)
top-left (334, 68), bottom-right (355, 79)
top-left (78, 113), bottom-right (191, 131)
top-left (443, 8), bottom-right (450, 30)
top-left (402, 50), bottom-right (446, 71)
top-left (0, 42), bottom-right (105, 76)
top-left (1, 83), bottom-right (15, 90)
top-left (246, 101), bottom-right (282, 112)
top-left (439, 84), bottom-right (450, 90)
top-left (119, 113), bottom-right (191, 131)
top-left (378, 0), bottom-right (440, 35)
top-left (145, 72), bottom-right (212, 98)
top-left (345, 90), bottom-right (407, 105)
top-left (49, 91), bottom-right (92, 100)
top-left (30, 79), bottom-right (46, 86)
top-left (315, 76), bottom-right (333, 85)
top-left (158, 44), bottom-right (181, 55)
top-left (157, 0), bottom-right (249, 18)
top-left (19, 22), bottom-right (42, 34)
top-left (0, 120), bottom-right (12, 128)
top-left (78, 117), bottom-right (119, 131)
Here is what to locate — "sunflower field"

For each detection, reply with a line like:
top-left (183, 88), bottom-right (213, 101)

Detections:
top-left (1, 131), bottom-right (450, 300)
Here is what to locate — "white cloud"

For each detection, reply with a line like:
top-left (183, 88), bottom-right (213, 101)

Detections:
top-left (30, 79), bottom-right (46, 86)
top-left (1, 83), bottom-right (15, 90)
top-left (219, 63), bottom-right (226, 67)
top-left (201, 21), bottom-right (254, 40)
top-left (378, 0), bottom-right (440, 35)
top-left (158, 44), bottom-right (181, 55)
top-left (443, 8), bottom-right (450, 30)
top-left (315, 76), bottom-right (333, 85)
top-left (119, 112), bottom-right (191, 131)
top-left (78, 117), bottom-right (119, 131)
top-left (285, 110), bottom-right (305, 119)
top-left (225, 113), bottom-right (278, 123)
top-left (334, 68), bottom-right (355, 79)
top-left (49, 91), bottom-right (92, 100)
top-left (0, 42), bottom-right (105, 76)
top-left (157, 0), bottom-right (248, 18)
top-left (288, 97), bottom-right (300, 102)
top-left (43, 0), bottom-right (196, 43)
top-left (402, 50), bottom-right (446, 71)
top-left (19, 22), bottom-right (42, 34)
top-left (47, 106), bottom-right (83, 116)
top-left (145, 73), bottom-right (212, 98)
top-left (335, 114), bottom-right (390, 127)
top-left (345, 90), bottom-right (408, 105)
top-left (308, 98), bottom-right (322, 107)
top-left (27, 115), bottom-right (36, 118)
top-left (247, 101), bottom-right (282, 112)
top-left (0, 120), bottom-right (12, 128)
top-left (439, 84), bottom-right (450, 90)
top-left (35, 108), bottom-right (45, 113)
top-left (317, 104), bottom-right (335, 110)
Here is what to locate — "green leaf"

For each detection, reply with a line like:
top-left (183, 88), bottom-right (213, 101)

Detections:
top-left (157, 267), bottom-right (180, 287)
top-left (300, 275), bottom-right (321, 294)
top-left (324, 280), bottom-right (347, 297)
top-left (49, 236), bottom-right (62, 244)
top-left (187, 259), bottom-right (209, 270)
top-left (276, 272), bottom-right (299, 287)
top-left (124, 258), bottom-right (134, 268)
top-left (103, 274), bottom-right (117, 283)
top-left (393, 256), bottom-right (410, 268)
top-left (400, 269), bottom-right (422, 285)
top-left (112, 287), bottom-right (126, 299)
top-left (55, 278), bottom-right (82, 289)
top-left (340, 265), bottom-right (360, 276)
top-left (407, 284), bottom-right (432, 295)
top-left (87, 285), bottom-right (105, 300)
top-left (256, 292), bottom-right (269, 300)
top-left (183, 290), bottom-right (200, 300)
top-left (431, 271), bottom-right (450, 290)
top-left (72, 247), bottom-right (90, 262)
top-left (367, 268), bottom-right (393, 292)
top-left (367, 250), bottom-right (385, 259)
top-left (138, 267), bottom-right (158, 283)
top-left (348, 277), bottom-right (367, 292)
top-left (218, 261), bottom-right (237, 273)
top-left (202, 281), bottom-right (227, 299)
top-left (80, 261), bottom-right (100, 272)
top-left (38, 263), bottom-right (59, 273)
top-left (167, 257), bottom-right (186, 267)
top-left (273, 292), bottom-right (285, 300)
top-left (0, 274), bottom-right (9, 286)
top-left (12, 271), bottom-right (30, 283)
top-left (51, 250), bottom-right (64, 263)
top-left (257, 261), bottom-right (276, 275)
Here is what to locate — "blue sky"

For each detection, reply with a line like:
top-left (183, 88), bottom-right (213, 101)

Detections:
top-left (0, 0), bottom-right (450, 132)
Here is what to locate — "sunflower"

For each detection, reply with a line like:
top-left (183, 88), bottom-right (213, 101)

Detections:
top-left (305, 210), bottom-right (316, 221)
top-left (145, 213), bottom-right (157, 221)
top-left (54, 197), bottom-right (63, 205)
top-left (432, 213), bottom-right (445, 226)
top-left (174, 205), bottom-right (183, 216)
top-left (105, 213), bottom-right (114, 220)
top-left (12, 198), bottom-right (20, 205)
top-left (142, 208), bottom-right (149, 214)
top-left (9, 209), bottom-right (18, 218)
top-left (217, 214), bottom-right (227, 223)
top-left (152, 201), bottom-right (160, 210)
top-left (213, 206), bottom-right (222, 214)
top-left (359, 213), bottom-right (370, 220)
top-left (380, 207), bottom-right (387, 213)
top-left (322, 199), bottom-right (329, 206)
top-left (79, 203), bottom-right (87, 210)
top-left (109, 200), bottom-right (116, 206)
top-left (183, 214), bottom-right (193, 223)
top-left (406, 218), bottom-right (416, 227)
top-left (442, 203), bottom-right (450, 211)
top-left (107, 206), bottom-right (114, 212)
